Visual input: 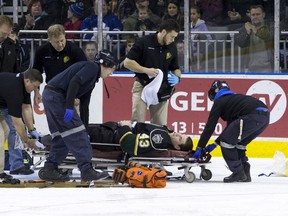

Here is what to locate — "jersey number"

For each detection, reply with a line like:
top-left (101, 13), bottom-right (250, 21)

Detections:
top-left (138, 134), bottom-right (150, 148)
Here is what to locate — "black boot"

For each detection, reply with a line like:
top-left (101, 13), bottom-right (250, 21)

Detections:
top-left (81, 167), bottom-right (109, 182)
top-left (0, 172), bottom-right (20, 184)
top-left (38, 166), bottom-right (70, 182)
top-left (243, 162), bottom-right (251, 182)
top-left (223, 170), bottom-right (247, 183)
top-left (0, 172), bottom-right (13, 179)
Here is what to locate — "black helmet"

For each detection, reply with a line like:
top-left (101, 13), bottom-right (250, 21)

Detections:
top-left (94, 49), bottom-right (118, 68)
top-left (208, 80), bottom-right (230, 101)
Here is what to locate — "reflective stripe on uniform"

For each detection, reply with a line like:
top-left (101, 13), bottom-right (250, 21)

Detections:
top-left (51, 131), bottom-right (61, 139)
top-left (51, 125), bottom-right (86, 139)
top-left (220, 141), bottom-right (235, 149)
top-left (61, 125), bottom-right (86, 138)
top-left (236, 144), bottom-right (246, 150)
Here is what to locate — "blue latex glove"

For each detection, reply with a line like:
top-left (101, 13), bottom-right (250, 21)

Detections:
top-left (29, 129), bottom-right (42, 139)
top-left (204, 143), bottom-right (218, 153)
top-left (192, 147), bottom-right (202, 159)
top-left (64, 109), bottom-right (74, 122)
top-left (167, 71), bottom-right (180, 86)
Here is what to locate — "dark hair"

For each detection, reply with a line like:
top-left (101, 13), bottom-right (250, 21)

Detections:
top-left (28, 0), bottom-right (43, 12)
top-left (180, 136), bottom-right (193, 151)
top-left (249, 4), bottom-right (265, 13)
top-left (159, 19), bottom-right (180, 33)
top-left (82, 41), bottom-right (97, 50)
top-left (24, 68), bottom-right (43, 83)
top-left (190, 6), bottom-right (201, 15)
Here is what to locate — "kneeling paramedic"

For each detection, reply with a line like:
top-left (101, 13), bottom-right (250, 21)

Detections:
top-left (192, 80), bottom-right (270, 183)
top-left (41, 50), bottom-right (117, 182)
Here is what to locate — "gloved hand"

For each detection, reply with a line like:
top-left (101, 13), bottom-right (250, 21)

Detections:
top-left (29, 129), bottom-right (42, 139)
top-left (204, 143), bottom-right (218, 153)
top-left (192, 147), bottom-right (203, 159)
top-left (167, 71), bottom-right (180, 86)
top-left (64, 109), bottom-right (74, 122)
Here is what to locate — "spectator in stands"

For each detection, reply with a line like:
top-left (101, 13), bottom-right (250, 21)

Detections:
top-left (117, 35), bottom-right (137, 71)
top-left (223, 0), bottom-right (255, 30)
top-left (118, 0), bottom-right (168, 21)
top-left (18, 0), bottom-right (55, 38)
top-left (64, 2), bottom-right (84, 40)
top-left (32, 24), bottom-right (90, 126)
top-left (134, 5), bottom-right (157, 31)
top-left (8, 25), bottom-right (31, 72)
top-left (0, 15), bottom-right (17, 73)
top-left (162, 0), bottom-right (184, 31)
top-left (42, 0), bottom-right (65, 24)
top-left (148, 0), bottom-right (168, 18)
top-left (80, 0), bottom-right (122, 40)
top-left (122, 0), bottom-right (161, 38)
top-left (234, 5), bottom-right (273, 72)
top-left (176, 40), bottom-right (184, 71)
top-left (190, 6), bottom-right (213, 70)
top-left (190, 0), bottom-right (224, 26)
top-left (82, 41), bottom-right (98, 61)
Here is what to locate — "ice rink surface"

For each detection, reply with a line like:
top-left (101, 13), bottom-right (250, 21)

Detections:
top-left (0, 157), bottom-right (287, 216)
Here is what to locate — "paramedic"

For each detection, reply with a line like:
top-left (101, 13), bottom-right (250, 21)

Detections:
top-left (192, 80), bottom-right (270, 183)
top-left (40, 50), bottom-right (117, 182)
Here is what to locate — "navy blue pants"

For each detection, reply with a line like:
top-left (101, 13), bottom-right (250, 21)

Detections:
top-left (218, 112), bottom-right (270, 173)
top-left (42, 88), bottom-right (92, 172)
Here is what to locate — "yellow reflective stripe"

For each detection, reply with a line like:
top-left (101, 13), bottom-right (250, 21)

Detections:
top-left (134, 134), bottom-right (140, 156)
top-left (61, 125), bottom-right (86, 138)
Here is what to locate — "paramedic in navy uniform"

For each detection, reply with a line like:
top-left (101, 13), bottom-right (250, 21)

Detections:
top-left (40, 50), bottom-right (117, 182)
top-left (124, 19), bottom-right (181, 126)
top-left (192, 80), bottom-right (270, 183)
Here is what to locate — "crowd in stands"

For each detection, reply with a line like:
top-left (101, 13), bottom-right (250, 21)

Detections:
top-left (0, 0), bottom-right (287, 72)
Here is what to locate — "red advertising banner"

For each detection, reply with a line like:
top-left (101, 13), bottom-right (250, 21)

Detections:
top-left (103, 75), bottom-right (288, 139)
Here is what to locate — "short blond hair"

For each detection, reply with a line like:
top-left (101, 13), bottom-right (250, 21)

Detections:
top-left (47, 24), bottom-right (65, 39)
top-left (0, 15), bottom-right (13, 27)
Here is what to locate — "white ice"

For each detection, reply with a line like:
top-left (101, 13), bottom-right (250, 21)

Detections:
top-left (0, 157), bottom-right (287, 216)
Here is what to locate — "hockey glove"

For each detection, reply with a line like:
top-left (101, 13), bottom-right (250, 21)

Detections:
top-left (167, 71), bottom-right (180, 86)
top-left (192, 147), bottom-right (202, 159)
top-left (29, 128), bottom-right (42, 139)
top-left (64, 109), bottom-right (74, 122)
top-left (204, 142), bottom-right (218, 153)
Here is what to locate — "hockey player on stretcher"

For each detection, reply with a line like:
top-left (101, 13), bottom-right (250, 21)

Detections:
top-left (41, 120), bottom-right (211, 163)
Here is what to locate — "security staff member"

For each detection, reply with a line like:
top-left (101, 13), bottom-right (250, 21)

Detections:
top-left (124, 19), bottom-right (181, 126)
top-left (40, 50), bottom-right (117, 182)
top-left (33, 24), bottom-right (88, 125)
top-left (192, 80), bottom-right (270, 183)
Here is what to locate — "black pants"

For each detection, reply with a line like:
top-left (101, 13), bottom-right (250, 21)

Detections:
top-left (219, 112), bottom-right (270, 173)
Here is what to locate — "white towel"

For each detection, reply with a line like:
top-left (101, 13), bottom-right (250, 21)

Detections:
top-left (141, 69), bottom-right (163, 107)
